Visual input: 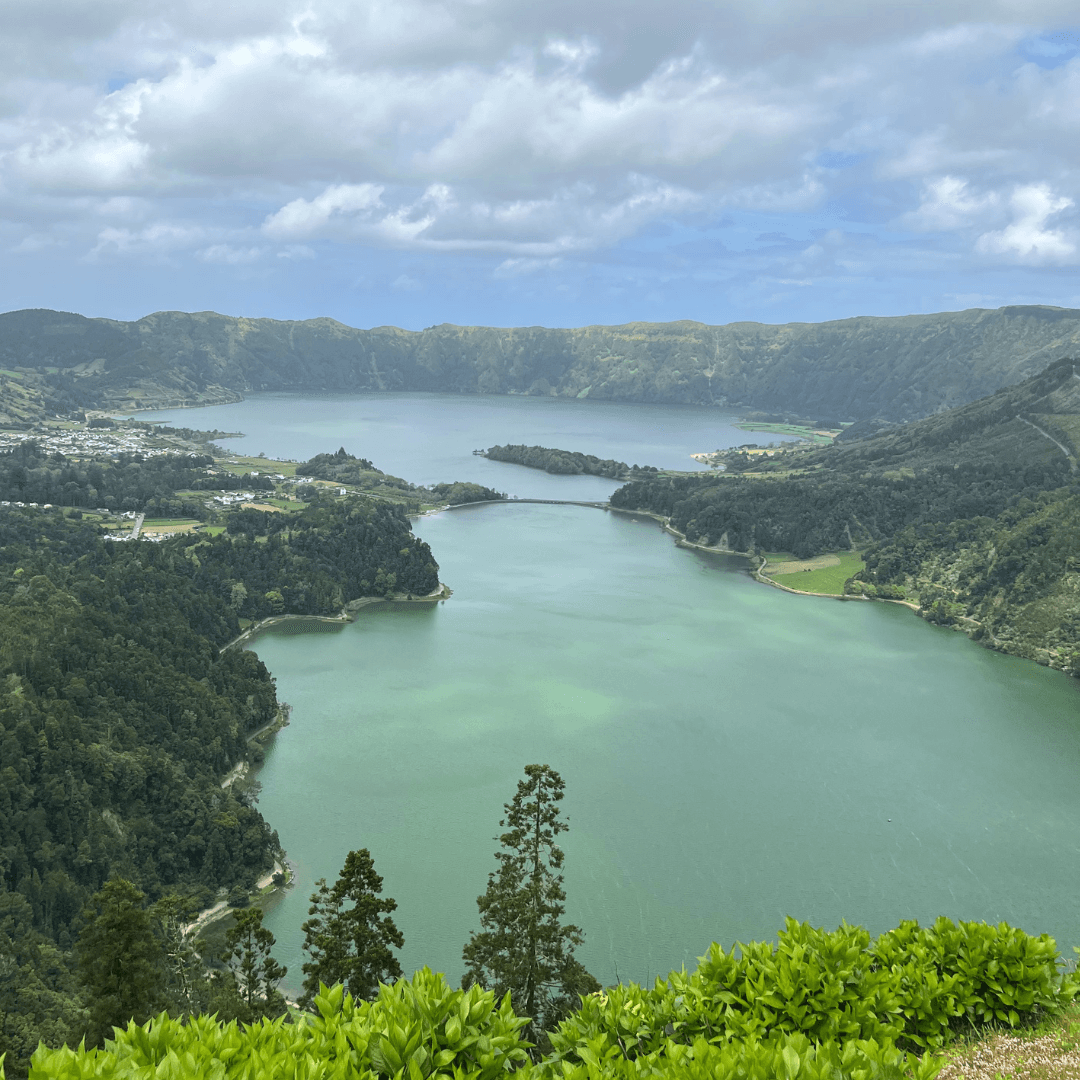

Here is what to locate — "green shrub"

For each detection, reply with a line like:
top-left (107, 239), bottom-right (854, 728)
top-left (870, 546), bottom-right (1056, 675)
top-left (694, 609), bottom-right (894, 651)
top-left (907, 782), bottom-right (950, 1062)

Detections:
top-left (24, 969), bottom-right (529, 1080)
top-left (16, 920), bottom-right (1075, 1080)
top-left (548, 919), bottom-right (906, 1062)
top-left (871, 917), bottom-right (1072, 1047)
top-left (536, 1032), bottom-right (942, 1080)
top-left (548, 918), bottom-right (1074, 1066)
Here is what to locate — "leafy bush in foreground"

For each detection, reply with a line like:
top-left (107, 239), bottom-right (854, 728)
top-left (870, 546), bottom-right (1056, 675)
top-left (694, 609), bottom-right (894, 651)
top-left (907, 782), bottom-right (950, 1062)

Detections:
top-left (14, 919), bottom-right (1077, 1080)
top-left (550, 918), bottom-right (1074, 1067)
top-left (23, 971), bottom-right (529, 1080)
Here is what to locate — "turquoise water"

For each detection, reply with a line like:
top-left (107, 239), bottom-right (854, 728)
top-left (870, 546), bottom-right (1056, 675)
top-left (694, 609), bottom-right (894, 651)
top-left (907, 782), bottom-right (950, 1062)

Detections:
top-left (142, 394), bottom-right (1080, 992)
top-left (247, 504), bottom-right (1080, 993)
top-left (141, 391), bottom-right (793, 501)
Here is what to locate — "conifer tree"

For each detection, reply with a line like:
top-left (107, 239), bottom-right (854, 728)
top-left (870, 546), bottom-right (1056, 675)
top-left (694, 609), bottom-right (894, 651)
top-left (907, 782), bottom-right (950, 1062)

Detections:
top-left (219, 906), bottom-right (288, 1020)
top-left (152, 894), bottom-right (209, 1018)
top-left (462, 764), bottom-right (599, 1042)
top-left (299, 849), bottom-right (403, 1008)
top-left (76, 879), bottom-right (166, 1046)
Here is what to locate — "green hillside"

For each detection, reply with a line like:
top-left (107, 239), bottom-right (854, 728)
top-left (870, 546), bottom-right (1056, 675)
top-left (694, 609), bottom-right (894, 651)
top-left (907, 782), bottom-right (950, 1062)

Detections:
top-left (5, 305), bottom-right (1080, 422)
top-left (611, 358), bottom-right (1080, 676)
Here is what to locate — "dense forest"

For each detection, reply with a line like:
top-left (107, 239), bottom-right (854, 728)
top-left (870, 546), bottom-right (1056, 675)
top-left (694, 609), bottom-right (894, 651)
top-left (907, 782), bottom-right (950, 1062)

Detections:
top-left (0, 453), bottom-right (442, 1070)
top-left (611, 460), bottom-right (1072, 558)
top-left (484, 444), bottom-right (659, 479)
top-left (5, 304), bottom-right (1080, 422)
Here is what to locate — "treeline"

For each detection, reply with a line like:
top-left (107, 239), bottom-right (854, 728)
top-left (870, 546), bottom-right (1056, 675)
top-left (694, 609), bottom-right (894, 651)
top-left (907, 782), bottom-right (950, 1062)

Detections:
top-left (0, 443), bottom-right (272, 513)
top-left (428, 481), bottom-right (505, 505)
top-left (610, 460), bottom-right (1071, 559)
top-left (0, 487), bottom-right (442, 1069)
top-left (301, 448), bottom-right (406, 488)
top-left (486, 444), bottom-right (659, 479)
top-left (0, 507), bottom-right (281, 1067)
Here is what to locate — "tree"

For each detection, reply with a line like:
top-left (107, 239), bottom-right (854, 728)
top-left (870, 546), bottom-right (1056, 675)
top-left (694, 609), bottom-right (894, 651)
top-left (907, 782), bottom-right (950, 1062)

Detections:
top-left (299, 849), bottom-right (403, 1008)
top-left (75, 879), bottom-right (166, 1046)
top-left (151, 894), bottom-right (208, 1019)
top-left (220, 906), bottom-right (287, 1021)
top-left (462, 764), bottom-right (599, 1044)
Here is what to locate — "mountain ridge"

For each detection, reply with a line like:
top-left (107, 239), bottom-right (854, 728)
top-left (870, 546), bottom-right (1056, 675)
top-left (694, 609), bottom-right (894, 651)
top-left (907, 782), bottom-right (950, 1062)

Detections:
top-left (5, 304), bottom-right (1080, 422)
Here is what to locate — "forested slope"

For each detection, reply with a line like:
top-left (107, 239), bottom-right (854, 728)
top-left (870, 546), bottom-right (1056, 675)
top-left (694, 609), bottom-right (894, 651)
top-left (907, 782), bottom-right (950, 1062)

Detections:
top-left (0, 464), bottom-right (440, 1068)
top-left (611, 358), bottom-right (1080, 674)
top-left (5, 304), bottom-right (1080, 422)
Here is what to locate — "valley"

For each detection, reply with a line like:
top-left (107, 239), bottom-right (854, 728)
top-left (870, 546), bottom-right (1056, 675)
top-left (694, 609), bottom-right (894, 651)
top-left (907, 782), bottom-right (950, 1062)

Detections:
top-left (4, 311), bottom-right (1080, 1076)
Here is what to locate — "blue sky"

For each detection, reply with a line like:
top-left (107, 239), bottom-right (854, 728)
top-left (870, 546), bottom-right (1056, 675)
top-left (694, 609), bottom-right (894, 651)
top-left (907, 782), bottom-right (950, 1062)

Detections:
top-left (2, 1), bottom-right (1079, 329)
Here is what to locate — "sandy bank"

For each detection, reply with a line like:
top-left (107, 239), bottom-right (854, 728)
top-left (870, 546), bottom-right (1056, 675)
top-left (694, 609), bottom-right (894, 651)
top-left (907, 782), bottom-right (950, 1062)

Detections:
top-left (181, 860), bottom-right (288, 940)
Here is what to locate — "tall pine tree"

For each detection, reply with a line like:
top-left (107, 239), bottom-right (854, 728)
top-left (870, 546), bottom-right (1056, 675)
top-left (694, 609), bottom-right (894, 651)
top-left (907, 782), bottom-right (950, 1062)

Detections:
top-left (299, 849), bottom-right (403, 1008)
top-left (75, 879), bottom-right (166, 1046)
top-left (220, 906), bottom-right (287, 1021)
top-left (462, 764), bottom-right (599, 1043)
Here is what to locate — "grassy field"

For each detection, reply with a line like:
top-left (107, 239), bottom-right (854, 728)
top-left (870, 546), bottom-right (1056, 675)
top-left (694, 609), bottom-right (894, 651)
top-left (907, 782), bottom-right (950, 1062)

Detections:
top-left (220, 454), bottom-right (299, 477)
top-left (763, 551), bottom-right (865, 594)
top-left (141, 519), bottom-right (203, 534)
top-left (734, 422), bottom-right (838, 445)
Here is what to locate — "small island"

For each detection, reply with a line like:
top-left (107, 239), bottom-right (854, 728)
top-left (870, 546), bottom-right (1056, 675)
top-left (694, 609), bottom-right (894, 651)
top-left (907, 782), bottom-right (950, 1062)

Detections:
top-left (481, 443), bottom-right (659, 479)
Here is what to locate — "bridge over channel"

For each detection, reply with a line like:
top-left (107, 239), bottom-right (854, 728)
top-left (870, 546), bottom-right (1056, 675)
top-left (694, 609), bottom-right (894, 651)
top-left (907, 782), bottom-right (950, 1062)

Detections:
top-left (443, 497), bottom-right (611, 510)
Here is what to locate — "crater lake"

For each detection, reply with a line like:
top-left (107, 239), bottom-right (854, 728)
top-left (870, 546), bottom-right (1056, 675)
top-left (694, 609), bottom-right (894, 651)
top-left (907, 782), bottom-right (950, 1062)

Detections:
top-left (141, 393), bottom-right (1080, 991)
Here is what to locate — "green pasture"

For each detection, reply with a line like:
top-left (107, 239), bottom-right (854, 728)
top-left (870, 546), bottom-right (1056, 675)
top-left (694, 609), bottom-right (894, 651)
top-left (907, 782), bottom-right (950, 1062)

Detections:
top-left (734, 422), bottom-right (837, 445)
top-left (764, 551), bottom-right (865, 595)
top-left (221, 455), bottom-right (298, 476)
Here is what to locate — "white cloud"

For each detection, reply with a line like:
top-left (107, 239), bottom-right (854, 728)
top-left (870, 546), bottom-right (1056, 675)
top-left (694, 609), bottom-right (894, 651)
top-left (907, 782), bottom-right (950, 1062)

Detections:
top-left (2, 0), bottom-right (1080, 296)
top-left (976, 183), bottom-right (1076, 262)
top-left (262, 184), bottom-right (385, 239)
top-left (904, 176), bottom-right (999, 231)
top-left (87, 222), bottom-right (204, 259)
top-left (275, 243), bottom-right (315, 259)
top-left (10, 233), bottom-right (66, 254)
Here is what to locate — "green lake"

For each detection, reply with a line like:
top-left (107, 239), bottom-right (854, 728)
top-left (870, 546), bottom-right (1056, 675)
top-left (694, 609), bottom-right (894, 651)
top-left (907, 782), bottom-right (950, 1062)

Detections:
top-left (142, 394), bottom-right (1080, 993)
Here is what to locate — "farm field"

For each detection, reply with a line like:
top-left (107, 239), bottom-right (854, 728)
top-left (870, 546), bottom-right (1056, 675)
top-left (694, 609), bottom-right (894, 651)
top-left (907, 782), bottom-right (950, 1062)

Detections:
top-left (763, 551), bottom-right (866, 595)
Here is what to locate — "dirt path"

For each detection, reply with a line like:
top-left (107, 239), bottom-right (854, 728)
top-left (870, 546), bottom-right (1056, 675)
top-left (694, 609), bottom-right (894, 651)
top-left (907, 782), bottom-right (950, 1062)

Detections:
top-left (181, 862), bottom-right (282, 939)
top-left (1016, 414), bottom-right (1077, 470)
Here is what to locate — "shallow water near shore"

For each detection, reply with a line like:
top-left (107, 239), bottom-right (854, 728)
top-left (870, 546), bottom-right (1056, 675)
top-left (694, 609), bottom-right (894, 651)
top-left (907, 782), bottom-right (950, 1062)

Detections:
top-left (143, 393), bottom-right (1080, 991)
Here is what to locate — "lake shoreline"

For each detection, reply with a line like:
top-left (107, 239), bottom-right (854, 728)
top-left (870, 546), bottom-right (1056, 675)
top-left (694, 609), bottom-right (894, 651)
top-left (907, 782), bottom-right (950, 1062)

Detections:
top-left (607, 505), bottom-right (896, 602)
top-left (607, 504), bottom-right (1080, 678)
top-left (221, 582), bottom-right (453, 652)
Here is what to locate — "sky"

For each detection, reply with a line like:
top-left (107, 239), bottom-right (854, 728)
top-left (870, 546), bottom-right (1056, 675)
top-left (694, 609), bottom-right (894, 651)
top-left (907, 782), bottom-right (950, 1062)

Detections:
top-left (2, 0), bottom-right (1080, 330)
